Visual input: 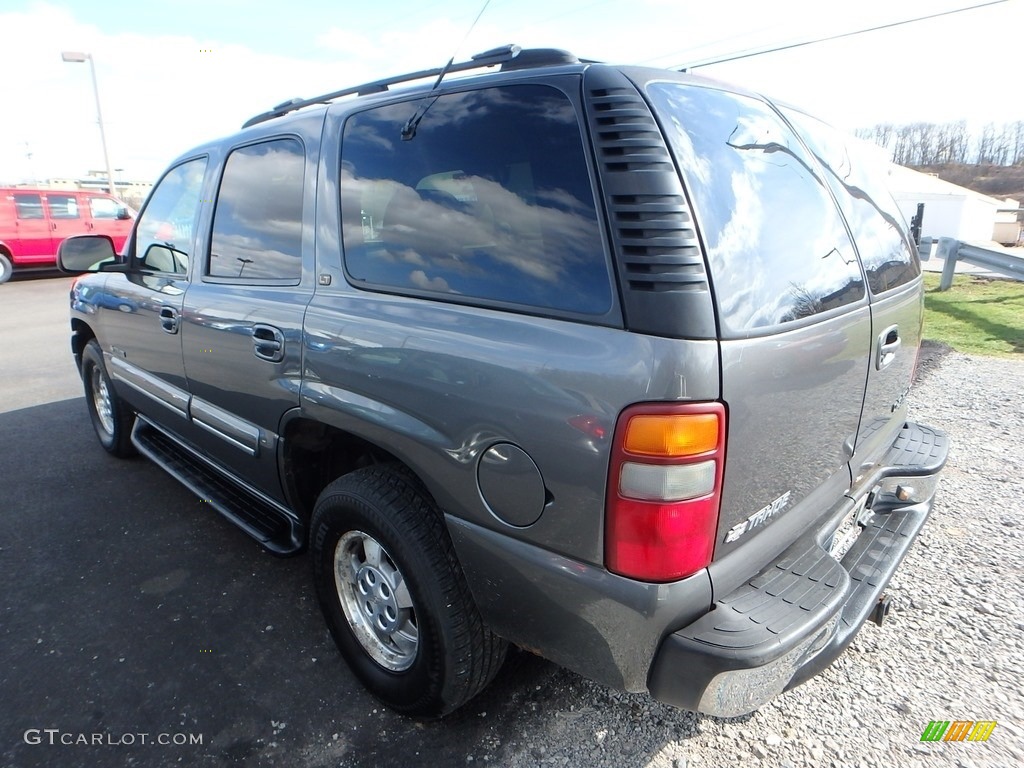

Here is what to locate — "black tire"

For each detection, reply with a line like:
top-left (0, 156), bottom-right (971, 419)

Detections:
top-left (80, 340), bottom-right (136, 457)
top-left (0, 253), bottom-right (12, 284)
top-left (310, 465), bottom-right (506, 717)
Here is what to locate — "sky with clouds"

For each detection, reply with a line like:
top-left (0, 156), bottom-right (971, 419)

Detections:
top-left (0, 0), bottom-right (1019, 184)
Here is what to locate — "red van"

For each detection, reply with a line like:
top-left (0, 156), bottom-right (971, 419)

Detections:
top-left (0, 188), bottom-right (134, 283)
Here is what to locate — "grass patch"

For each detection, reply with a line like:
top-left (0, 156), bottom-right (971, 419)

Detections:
top-left (922, 272), bottom-right (1024, 357)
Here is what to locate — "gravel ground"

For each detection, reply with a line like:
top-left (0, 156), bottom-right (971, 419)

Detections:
top-left (386, 347), bottom-right (1024, 768)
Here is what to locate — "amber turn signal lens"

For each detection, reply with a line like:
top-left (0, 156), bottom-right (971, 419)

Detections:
top-left (623, 413), bottom-right (720, 457)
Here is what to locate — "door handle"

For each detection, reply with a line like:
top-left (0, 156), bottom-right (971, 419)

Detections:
top-left (876, 325), bottom-right (901, 370)
top-left (159, 306), bottom-right (179, 334)
top-left (252, 324), bottom-right (285, 362)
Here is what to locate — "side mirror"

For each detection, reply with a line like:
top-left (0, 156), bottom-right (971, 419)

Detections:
top-left (116, 206), bottom-right (132, 221)
top-left (57, 235), bottom-right (118, 274)
top-left (141, 242), bottom-right (188, 273)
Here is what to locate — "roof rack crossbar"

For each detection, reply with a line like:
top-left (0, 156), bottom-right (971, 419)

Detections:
top-left (242, 44), bottom-right (523, 129)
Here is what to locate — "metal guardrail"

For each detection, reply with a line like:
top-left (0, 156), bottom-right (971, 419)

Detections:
top-left (930, 237), bottom-right (1024, 290)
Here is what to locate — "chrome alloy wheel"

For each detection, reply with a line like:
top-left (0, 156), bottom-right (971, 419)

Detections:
top-left (90, 366), bottom-right (115, 436)
top-left (334, 530), bottom-right (418, 672)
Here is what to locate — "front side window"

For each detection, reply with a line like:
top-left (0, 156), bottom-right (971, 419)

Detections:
top-left (781, 108), bottom-right (920, 295)
top-left (208, 138), bottom-right (305, 281)
top-left (47, 194), bottom-right (80, 219)
top-left (340, 84), bottom-right (612, 315)
top-left (90, 196), bottom-right (120, 219)
top-left (135, 158), bottom-right (208, 274)
top-left (647, 83), bottom-right (865, 335)
top-left (13, 193), bottom-right (44, 220)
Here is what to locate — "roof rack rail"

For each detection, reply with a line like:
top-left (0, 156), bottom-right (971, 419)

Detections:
top-left (242, 44), bottom-right (579, 129)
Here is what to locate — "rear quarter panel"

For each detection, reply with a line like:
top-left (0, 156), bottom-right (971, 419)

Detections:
top-left (301, 292), bottom-right (722, 566)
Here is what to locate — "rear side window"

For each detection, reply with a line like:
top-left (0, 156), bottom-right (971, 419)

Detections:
top-left (209, 138), bottom-right (305, 281)
top-left (47, 194), bottom-right (80, 219)
top-left (339, 84), bottom-right (612, 316)
top-left (646, 83), bottom-right (864, 335)
top-left (781, 108), bottom-right (920, 295)
top-left (13, 194), bottom-right (44, 220)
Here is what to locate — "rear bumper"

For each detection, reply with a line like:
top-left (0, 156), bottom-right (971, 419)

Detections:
top-left (648, 421), bottom-right (948, 717)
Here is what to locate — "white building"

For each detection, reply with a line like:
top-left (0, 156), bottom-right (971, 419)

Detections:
top-left (887, 165), bottom-right (1020, 245)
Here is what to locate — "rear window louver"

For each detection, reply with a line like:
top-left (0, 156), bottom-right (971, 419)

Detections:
top-left (611, 194), bottom-right (707, 293)
top-left (588, 89), bottom-right (674, 172)
top-left (584, 70), bottom-right (716, 339)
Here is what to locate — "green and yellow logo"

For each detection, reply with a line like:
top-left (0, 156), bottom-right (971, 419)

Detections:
top-left (920, 721), bottom-right (997, 742)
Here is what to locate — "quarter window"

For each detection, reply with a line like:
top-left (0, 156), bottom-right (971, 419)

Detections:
top-left (208, 138), bottom-right (305, 281)
top-left (646, 83), bottom-right (865, 334)
top-left (135, 157), bottom-right (208, 275)
top-left (339, 84), bottom-right (612, 315)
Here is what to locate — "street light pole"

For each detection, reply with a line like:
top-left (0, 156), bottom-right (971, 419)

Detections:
top-left (61, 51), bottom-right (117, 196)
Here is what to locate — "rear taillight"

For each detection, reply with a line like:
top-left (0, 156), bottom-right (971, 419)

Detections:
top-left (605, 402), bottom-right (726, 582)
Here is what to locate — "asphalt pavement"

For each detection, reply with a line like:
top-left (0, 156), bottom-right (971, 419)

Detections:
top-left (0, 273), bottom-right (560, 768)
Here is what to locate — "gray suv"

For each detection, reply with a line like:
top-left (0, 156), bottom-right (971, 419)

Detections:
top-left (59, 46), bottom-right (947, 718)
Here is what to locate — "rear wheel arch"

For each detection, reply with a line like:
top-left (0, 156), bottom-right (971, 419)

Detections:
top-left (309, 463), bottom-right (507, 716)
top-left (280, 415), bottom-right (435, 521)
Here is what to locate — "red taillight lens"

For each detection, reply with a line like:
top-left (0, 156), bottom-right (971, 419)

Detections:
top-left (605, 403), bottom-right (726, 582)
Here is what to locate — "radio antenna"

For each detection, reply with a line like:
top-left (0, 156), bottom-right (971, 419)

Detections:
top-left (401, 0), bottom-right (495, 140)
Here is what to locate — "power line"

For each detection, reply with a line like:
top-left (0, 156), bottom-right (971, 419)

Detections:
top-left (675, 0), bottom-right (1009, 70)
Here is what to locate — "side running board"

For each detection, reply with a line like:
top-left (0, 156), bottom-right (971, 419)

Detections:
top-left (131, 416), bottom-right (303, 555)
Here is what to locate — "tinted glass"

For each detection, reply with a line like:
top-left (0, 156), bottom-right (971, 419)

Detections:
top-left (14, 194), bottom-right (44, 220)
top-left (340, 84), bottom-right (611, 315)
top-left (208, 139), bottom-right (304, 281)
top-left (782, 108), bottom-right (920, 294)
top-left (136, 157), bottom-right (208, 274)
top-left (90, 196), bottom-right (120, 219)
top-left (646, 83), bottom-right (864, 334)
top-left (48, 194), bottom-right (80, 219)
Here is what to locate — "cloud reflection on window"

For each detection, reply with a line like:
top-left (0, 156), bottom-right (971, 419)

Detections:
top-left (647, 83), bottom-right (864, 333)
top-left (340, 84), bottom-right (611, 316)
top-left (781, 107), bottom-right (920, 295)
top-left (209, 139), bottom-right (304, 280)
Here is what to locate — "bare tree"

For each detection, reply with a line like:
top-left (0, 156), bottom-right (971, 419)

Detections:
top-left (934, 121), bottom-right (967, 164)
top-left (915, 123), bottom-right (939, 165)
top-left (950, 120), bottom-right (969, 164)
top-left (873, 123), bottom-right (895, 150)
top-left (855, 120), bottom-right (1019, 167)
top-left (1011, 121), bottom-right (1024, 166)
top-left (854, 123), bottom-right (898, 159)
top-left (976, 123), bottom-right (997, 164)
top-left (892, 124), bottom-right (913, 165)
